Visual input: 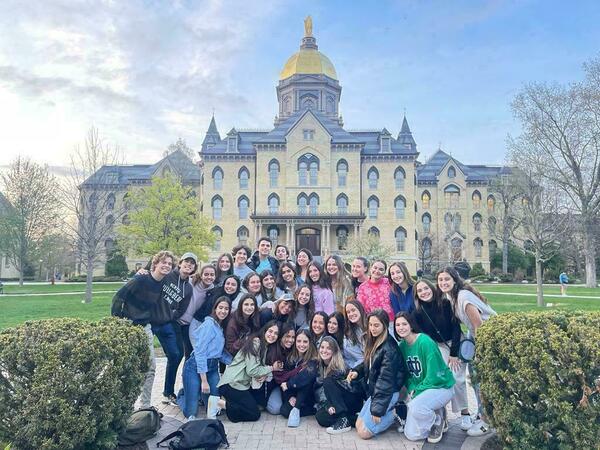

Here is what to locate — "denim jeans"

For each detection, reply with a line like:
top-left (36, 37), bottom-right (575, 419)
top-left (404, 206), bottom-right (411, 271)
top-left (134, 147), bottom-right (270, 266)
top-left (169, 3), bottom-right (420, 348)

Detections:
top-left (179, 356), bottom-right (220, 418)
top-left (357, 392), bottom-right (400, 435)
top-left (138, 324), bottom-right (156, 408)
top-left (152, 322), bottom-right (183, 397)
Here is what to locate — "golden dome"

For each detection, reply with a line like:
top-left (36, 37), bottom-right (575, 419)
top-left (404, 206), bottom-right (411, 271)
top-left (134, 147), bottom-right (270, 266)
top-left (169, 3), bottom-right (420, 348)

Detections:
top-left (279, 48), bottom-right (338, 80)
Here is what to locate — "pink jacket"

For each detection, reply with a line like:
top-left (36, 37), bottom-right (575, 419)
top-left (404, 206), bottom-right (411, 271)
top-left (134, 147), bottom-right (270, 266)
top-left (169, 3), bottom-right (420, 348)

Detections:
top-left (357, 277), bottom-right (393, 321)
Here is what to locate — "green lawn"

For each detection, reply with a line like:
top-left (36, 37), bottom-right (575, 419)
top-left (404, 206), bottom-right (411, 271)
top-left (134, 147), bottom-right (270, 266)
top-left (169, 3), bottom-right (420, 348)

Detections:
top-left (0, 282), bottom-right (599, 331)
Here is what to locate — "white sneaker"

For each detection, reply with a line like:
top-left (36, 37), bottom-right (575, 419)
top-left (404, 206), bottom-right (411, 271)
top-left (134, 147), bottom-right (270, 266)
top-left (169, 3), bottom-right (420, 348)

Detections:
top-left (185, 415), bottom-right (196, 422)
top-left (207, 395), bottom-right (221, 420)
top-left (460, 414), bottom-right (474, 431)
top-left (467, 419), bottom-right (491, 436)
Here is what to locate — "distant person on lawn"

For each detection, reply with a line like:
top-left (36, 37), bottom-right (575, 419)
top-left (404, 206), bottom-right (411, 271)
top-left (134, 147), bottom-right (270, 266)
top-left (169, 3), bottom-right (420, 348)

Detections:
top-left (559, 272), bottom-right (569, 297)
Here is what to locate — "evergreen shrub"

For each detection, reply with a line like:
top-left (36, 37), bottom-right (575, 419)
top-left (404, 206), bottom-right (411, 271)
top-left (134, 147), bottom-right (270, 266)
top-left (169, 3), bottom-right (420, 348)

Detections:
top-left (0, 318), bottom-right (149, 450)
top-left (476, 311), bottom-right (600, 449)
top-left (470, 262), bottom-right (486, 278)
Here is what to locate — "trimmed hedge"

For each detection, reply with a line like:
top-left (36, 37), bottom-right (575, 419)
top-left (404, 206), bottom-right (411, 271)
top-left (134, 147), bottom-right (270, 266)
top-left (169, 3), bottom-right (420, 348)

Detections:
top-left (0, 318), bottom-right (149, 450)
top-left (477, 311), bottom-right (600, 449)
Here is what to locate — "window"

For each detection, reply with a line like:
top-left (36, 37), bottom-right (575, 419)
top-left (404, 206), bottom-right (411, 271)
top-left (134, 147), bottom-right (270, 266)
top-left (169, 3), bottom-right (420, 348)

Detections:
top-left (212, 196), bottom-right (223, 220)
top-left (336, 226), bottom-right (348, 250)
top-left (488, 216), bottom-right (497, 234)
top-left (453, 213), bottom-right (461, 232)
top-left (368, 167), bottom-right (378, 189)
top-left (336, 194), bottom-right (348, 215)
top-left (368, 196), bottom-right (379, 219)
top-left (395, 227), bottom-right (407, 252)
top-left (487, 195), bottom-right (496, 211)
top-left (422, 213), bottom-right (431, 233)
top-left (238, 196), bottom-right (249, 219)
top-left (474, 238), bottom-right (483, 257)
top-left (447, 166), bottom-right (456, 178)
top-left (472, 190), bottom-right (482, 208)
top-left (105, 215), bottom-right (114, 226)
top-left (239, 167), bottom-right (249, 190)
top-left (368, 227), bottom-right (380, 238)
top-left (473, 213), bottom-right (482, 232)
top-left (212, 167), bottom-right (223, 190)
top-left (337, 160), bottom-right (348, 187)
top-left (268, 226), bottom-right (279, 247)
top-left (309, 194), bottom-right (319, 215)
top-left (489, 240), bottom-right (497, 254)
top-left (309, 162), bottom-right (318, 185)
top-left (299, 162), bottom-right (308, 186)
top-left (237, 226), bottom-right (249, 245)
top-left (394, 167), bottom-right (405, 189)
top-left (422, 238), bottom-right (432, 259)
top-left (107, 193), bottom-right (115, 210)
top-left (303, 129), bottom-right (315, 140)
top-left (395, 196), bottom-right (406, 219)
top-left (444, 212), bottom-right (453, 233)
top-left (268, 194), bottom-right (279, 214)
top-left (298, 194), bottom-right (308, 215)
top-left (104, 238), bottom-right (114, 256)
top-left (451, 238), bottom-right (462, 261)
top-left (269, 159), bottom-right (279, 188)
top-left (298, 154), bottom-right (319, 186)
top-left (121, 214), bottom-right (130, 225)
top-left (212, 226), bottom-right (223, 251)
top-left (421, 191), bottom-right (431, 209)
top-left (444, 184), bottom-right (460, 209)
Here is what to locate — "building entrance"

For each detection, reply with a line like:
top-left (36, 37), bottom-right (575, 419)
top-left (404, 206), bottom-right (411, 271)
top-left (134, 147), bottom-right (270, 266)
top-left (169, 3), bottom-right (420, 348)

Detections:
top-left (296, 227), bottom-right (321, 256)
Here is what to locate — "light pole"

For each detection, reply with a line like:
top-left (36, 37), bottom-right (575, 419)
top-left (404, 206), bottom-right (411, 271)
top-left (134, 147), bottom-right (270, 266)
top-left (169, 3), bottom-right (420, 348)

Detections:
top-left (38, 259), bottom-right (43, 281)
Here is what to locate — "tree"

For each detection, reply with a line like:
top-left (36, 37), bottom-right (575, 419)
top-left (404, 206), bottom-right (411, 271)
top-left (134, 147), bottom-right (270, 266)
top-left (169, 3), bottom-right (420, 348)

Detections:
top-left (117, 174), bottom-right (214, 260)
top-left (105, 244), bottom-right (128, 278)
top-left (59, 127), bottom-right (125, 303)
top-left (164, 138), bottom-right (196, 160)
top-left (510, 57), bottom-right (600, 287)
top-left (0, 157), bottom-right (60, 285)
top-left (346, 233), bottom-right (394, 262)
top-left (417, 233), bottom-right (447, 274)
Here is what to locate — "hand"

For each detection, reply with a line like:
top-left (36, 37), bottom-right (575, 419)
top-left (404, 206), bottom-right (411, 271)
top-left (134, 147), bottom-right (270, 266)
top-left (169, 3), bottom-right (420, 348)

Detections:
top-left (256, 375), bottom-right (267, 383)
top-left (137, 268), bottom-right (149, 275)
top-left (201, 382), bottom-right (210, 394)
top-left (406, 390), bottom-right (414, 403)
top-left (448, 356), bottom-right (461, 372)
top-left (372, 415), bottom-right (381, 424)
top-left (281, 382), bottom-right (288, 392)
top-left (272, 361), bottom-right (283, 372)
top-left (346, 371), bottom-right (357, 383)
top-left (289, 396), bottom-right (297, 407)
top-left (327, 406), bottom-right (336, 415)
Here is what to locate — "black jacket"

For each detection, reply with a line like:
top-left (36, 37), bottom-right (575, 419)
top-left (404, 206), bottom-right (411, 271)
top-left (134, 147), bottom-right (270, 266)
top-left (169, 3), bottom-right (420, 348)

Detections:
top-left (152, 269), bottom-right (193, 326)
top-left (193, 283), bottom-right (241, 323)
top-left (354, 335), bottom-right (407, 417)
top-left (111, 273), bottom-right (163, 325)
top-left (248, 251), bottom-right (280, 275)
top-left (412, 300), bottom-right (461, 357)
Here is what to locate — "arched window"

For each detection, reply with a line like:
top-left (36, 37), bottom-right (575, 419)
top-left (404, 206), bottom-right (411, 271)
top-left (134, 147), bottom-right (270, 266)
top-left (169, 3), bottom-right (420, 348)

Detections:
top-left (368, 226), bottom-right (380, 238)
top-left (444, 212), bottom-right (453, 233)
top-left (395, 227), bottom-right (407, 252)
top-left (422, 213), bottom-right (431, 233)
top-left (447, 166), bottom-right (456, 178)
top-left (472, 190), bottom-right (482, 209)
top-left (474, 238), bottom-right (483, 257)
top-left (421, 191), bottom-right (431, 209)
top-left (211, 195), bottom-right (223, 220)
top-left (211, 226), bottom-right (223, 251)
top-left (268, 194), bottom-right (279, 214)
top-left (395, 195), bottom-right (406, 219)
top-left (336, 194), bottom-right (348, 215)
top-left (336, 226), bottom-right (348, 250)
top-left (422, 237), bottom-right (432, 259)
top-left (268, 225), bottom-right (279, 247)
top-left (309, 193), bottom-right (319, 215)
top-left (121, 214), bottom-right (130, 225)
top-left (212, 167), bottom-right (224, 190)
top-left (269, 159), bottom-right (280, 188)
top-left (337, 159), bottom-right (348, 187)
top-left (451, 238), bottom-right (462, 261)
top-left (453, 213), bottom-right (461, 232)
top-left (238, 167), bottom-right (249, 189)
top-left (489, 240), bottom-right (497, 254)
top-left (309, 162), bottom-right (318, 185)
top-left (298, 193), bottom-right (308, 215)
top-left (298, 162), bottom-right (308, 186)
top-left (104, 238), bottom-right (114, 256)
top-left (298, 154), bottom-right (319, 186)
top-left (162, 166), bottom-right (172, 177)
top-left (394, 167), bottom-right (406, 189)
top-left (488, 216), bottom-right (497, 234)
top-left (368, 195), bottom-right (379, 219)
top-left (238, 196), bottom-right (249, 219)
top-left (105, 215), bottom-right (114, 226)
top-left (444, 184), bottom-right (460, 209)
top-left (487, 195), bottom-right (496, 211)
top-left (237, 226), bottom-right (249, 245)
top-left (473, 213), bottom-right (482, 232)
top-left (368, 167), bottom-right (379, 189)
top-left (107, 193), bottom-right (115, 211)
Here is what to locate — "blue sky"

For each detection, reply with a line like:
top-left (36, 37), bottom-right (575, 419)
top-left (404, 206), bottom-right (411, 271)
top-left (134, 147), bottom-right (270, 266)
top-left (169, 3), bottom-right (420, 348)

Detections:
top-left (0, 0), bottom-right (599, 166)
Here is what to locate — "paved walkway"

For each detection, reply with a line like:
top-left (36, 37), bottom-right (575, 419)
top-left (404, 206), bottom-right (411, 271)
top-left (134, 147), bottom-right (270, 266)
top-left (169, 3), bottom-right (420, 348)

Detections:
top-left (144, 358), bottom-right (493, 450)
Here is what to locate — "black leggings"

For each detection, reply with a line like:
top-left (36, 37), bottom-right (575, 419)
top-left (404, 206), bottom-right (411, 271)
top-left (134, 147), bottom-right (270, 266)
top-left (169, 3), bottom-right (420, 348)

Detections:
top-left (280, 383), bottom-right (315, 418)
top-left (176, 323), bottom-right (193, 360)
top-left (219, 384), bottom-right (264, 423)
top-left (315, 377), bottom-right (363, 428)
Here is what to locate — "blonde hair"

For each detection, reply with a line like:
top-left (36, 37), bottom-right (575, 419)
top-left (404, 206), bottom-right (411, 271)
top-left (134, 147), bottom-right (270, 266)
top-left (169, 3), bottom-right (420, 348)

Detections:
top-left (319, 336), bottom-right (346, 377)
top-left (151, 250), bottom-right (175, 268)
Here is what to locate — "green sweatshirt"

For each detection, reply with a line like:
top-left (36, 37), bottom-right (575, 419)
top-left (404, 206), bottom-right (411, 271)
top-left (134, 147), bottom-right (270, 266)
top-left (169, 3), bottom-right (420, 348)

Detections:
top-left (217, 338), bottom-right (273, 391)
top-left (399, 333), bottom-right (455, 398)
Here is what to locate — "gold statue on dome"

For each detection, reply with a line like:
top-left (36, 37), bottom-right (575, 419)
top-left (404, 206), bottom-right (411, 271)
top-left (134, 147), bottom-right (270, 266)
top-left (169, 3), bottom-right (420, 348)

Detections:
top-left (304, 15), bottom-right (313, 37)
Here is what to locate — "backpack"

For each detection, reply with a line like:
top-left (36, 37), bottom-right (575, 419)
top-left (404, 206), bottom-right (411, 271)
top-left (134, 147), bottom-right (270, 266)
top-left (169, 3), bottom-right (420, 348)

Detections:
top-left (117, 407), bottom-right (163, 446)
top-left (156, 419), bottom-right (228, 450)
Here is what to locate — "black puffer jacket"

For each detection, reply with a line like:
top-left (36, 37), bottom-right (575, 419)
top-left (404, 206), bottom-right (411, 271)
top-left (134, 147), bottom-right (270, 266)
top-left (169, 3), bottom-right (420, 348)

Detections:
top-left (354, 335), bottom-right (407, 417)
top-left (248, 251), bottom-right (280, 275)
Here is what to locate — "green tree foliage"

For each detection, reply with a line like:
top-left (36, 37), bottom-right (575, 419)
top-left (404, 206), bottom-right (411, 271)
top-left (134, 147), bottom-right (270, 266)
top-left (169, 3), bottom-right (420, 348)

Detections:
top-left (0, 318), bottom-right (149, 450)
top-left (470, 262), bottom-right (486, 278)
top-left (117, 174), bottom-right (214, 260)
top-left (477, 311), bottom-right (600, 449)
top-left (105, 245), bottom-right (128, 278)
top-left (491, 243), bottom-right (533, 274)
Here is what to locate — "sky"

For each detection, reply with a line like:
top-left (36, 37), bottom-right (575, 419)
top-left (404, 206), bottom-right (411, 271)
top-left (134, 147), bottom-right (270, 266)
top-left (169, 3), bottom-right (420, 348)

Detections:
top-left (0, 0), bottom-right (599, 167)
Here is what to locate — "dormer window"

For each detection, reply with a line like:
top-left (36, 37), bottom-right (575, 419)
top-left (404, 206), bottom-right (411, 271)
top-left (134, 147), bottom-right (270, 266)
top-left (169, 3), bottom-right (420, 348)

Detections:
top-left (303, 129), bottom-right (315, 140)
top-left (448, 166), bottom-right (456, 178)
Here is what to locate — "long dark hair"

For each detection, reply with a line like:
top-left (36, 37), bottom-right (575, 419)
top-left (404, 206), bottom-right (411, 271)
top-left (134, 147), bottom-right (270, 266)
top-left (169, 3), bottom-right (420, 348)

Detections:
top-left (294, 284), bottom-right (315, 318)
top-left (413, 279), bottom-right (445, 310)
top-left (192, 263), bottom-right (216, 287)
top-left (231, 293), bottom-right (260, 333)
top-left (276, 261), bottom-right (297, 291)
top-left (259, 270), bottom-right (277, 302)
top-left (288, 328), bottom-right (318, 365)
top-left (388, 262), bottom-right (415, 296)
top-left (363, 309), bottom-right (389, 369)
top-left (215, 253), bottom-right (233, 282)
top-left (393, 311), bottom-right (420, 341)
top-left (344, 300), bottom-right (367, 345)
top-left (212, 274), bottom-right (241, 302)
top-left (210, 296), bottom-right (232, 326)
top-left (241, 320), bottom-right (280, 360)
top-left (295, 248), bottom-right (314, 277)
top-left (327, 311), bottom-right (346, 349)
top-left (436, 266), bottom-right (488, 304)
top-left (242, 272), bottom-right (262, 295)
top-left (268, 322), bottom-right (295, 364)
top-left (310, 311), bottom-right (329, 341)
top-left (306, 261), bottom-right (332, 290)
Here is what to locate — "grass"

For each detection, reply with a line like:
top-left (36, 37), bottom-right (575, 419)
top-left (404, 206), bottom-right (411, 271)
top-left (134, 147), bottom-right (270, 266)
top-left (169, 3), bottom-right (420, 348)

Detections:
top-left (0, 282), bottom-right (599, 331)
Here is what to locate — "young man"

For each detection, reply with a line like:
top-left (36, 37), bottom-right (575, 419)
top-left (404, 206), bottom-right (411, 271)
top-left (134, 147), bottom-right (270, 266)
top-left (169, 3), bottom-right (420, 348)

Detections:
top-left (351, 257), bottom-right (370, 294)
top-left (249, 237), bottom-right (280, 275)
top-left (112, 250), bottom-right (174, 408)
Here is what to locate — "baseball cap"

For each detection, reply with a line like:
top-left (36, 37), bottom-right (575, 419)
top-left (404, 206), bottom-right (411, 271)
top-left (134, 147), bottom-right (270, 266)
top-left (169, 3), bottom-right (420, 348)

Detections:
top-left (180, 252), bottom-right (198, 265)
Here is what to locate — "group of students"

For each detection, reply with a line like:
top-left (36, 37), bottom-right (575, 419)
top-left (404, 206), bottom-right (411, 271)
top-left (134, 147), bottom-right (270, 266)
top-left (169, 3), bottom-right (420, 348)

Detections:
top-left (112, 237), bottom-right (496, 443)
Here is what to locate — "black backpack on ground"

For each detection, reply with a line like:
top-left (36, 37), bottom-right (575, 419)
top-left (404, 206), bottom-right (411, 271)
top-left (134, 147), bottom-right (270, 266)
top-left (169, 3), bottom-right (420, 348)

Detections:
top-left (156, 419), bottom-right (228, 450)
top-left (118, 407), bottom-right (163, 446)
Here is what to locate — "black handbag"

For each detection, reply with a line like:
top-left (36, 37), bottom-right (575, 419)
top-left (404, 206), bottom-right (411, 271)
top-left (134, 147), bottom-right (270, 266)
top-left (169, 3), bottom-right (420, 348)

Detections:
top-left (156, 418), bottom-right (228, 450)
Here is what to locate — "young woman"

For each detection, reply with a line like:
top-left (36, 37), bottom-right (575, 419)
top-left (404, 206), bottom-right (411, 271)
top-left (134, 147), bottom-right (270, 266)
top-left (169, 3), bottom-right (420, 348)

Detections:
top-left (274, 244), bottom-right (291, 264)
top-left (217, 321), bottom-right (284, 422)
top-left (395, 312), bottom-right (455, 444)
top-left (314, 336), bottom-right (364, 434)
top-left (259, 293), bottom-right (296, 327)
top-left (180, 297), bottom-right (233, 420)
top-left (225, 293), bottom-right (261, 356)
top-left (350, 257), bottom-right (369, 295)
top-left (266, 323), bottom-right (297, 415)
top-left (279, 329), bottom-right (319, 427)
top-left (307, 261), bottom-right (335, 315)
top-left (258, 270), bottom-right (278, 306)
top-left (324, 255), bottom-right (355, 309)
top-left (347, 309), bottom-right (406, 440)
top-left (276, 261), bottom-right (301, 294)
top-left (191, 274), bottom-right (241, 334)
top-left (215, 253), bottom-right (234, 286)
top-left (412, 279), bottom-right (469, 424)
top-left (295, 248), bottom-right (313, 283)
top-left (436, 266), bottom-right (497, 437)
top-left (388, 262), bottom-right (415, 314)
top-left (327, 311), bottom-right (346, 349)
top-left (310, 311), bottom-right (329, 346)
top-left (234, 272), bottom-right (262, 310)
top-left (293, 285), bottom-right (315, 330)
top-left (232, 244), bottom-right (254, 280)
top-left (343, 300), bottom-right (367, 369)
top-left (356, 260), bottom-right (394, 321)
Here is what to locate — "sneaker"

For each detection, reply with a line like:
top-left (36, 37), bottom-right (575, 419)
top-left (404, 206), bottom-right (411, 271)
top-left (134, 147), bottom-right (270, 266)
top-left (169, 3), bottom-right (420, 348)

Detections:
top-left (207, 395), bottom-right (221, 420)
top-left (460, 414), bottom-right (474, 431)
top-left (287, 407), bottom-right (300, 428)
top-left (162, 394), bottom-right (177, 405)
top-left (396, 416), bottom-right (406, 433)
top-left (427, 422), bottom-right (444, 443)
top-left (467, 419), bottom-right (490, 437)
top-left (184, 415), bottom-right (196, 422)
top-left (327, 416), bottom-right (351, 435)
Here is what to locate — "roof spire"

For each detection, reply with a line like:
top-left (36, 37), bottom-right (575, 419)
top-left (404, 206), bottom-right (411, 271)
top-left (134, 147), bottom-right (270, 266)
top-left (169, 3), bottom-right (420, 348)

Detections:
top-left (202, 114), bottom-right (221, 152)
top-left (398, 114), bottom-right (416, 151)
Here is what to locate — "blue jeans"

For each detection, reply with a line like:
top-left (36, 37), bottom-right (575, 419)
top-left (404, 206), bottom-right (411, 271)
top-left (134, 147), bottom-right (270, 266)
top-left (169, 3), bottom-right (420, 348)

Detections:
top-left (357, 392), bottom-right (400, 435)
top-left (152, 322), bottom-right (183, 397)
top-left (179, 356), bottom-right (220, 418)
